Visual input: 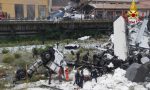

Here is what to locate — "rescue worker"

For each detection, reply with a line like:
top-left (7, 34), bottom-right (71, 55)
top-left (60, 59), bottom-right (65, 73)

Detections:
top-left (71, 50), bottom-right (75, 55)
top-left (75, 52), bottom-right (80, 68)
top-left (56, 42), bottom-right (59, 49)
top-left (76, 52), bottom-right (80, 63)
top-left (79, 69), bottom-right (84, 88)
top-left (127, 55), bottom-right (134, 65)
top-left (93, 54), bottom-right (98, 66)
top-left (74, 69), bottom-right (80, 87)
top-left (91, 66), bottom-right (98, 83)
top-left (137, 52), bottom-right (142, 64)
top-left (65, 67), bottom-right (69, 81)
top-left (32, 48), bottom-right (38, 58)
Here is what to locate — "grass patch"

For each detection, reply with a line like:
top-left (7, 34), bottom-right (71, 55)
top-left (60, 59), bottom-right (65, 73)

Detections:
top-left (2, 54), bottom-right (15, 64)
top-left (29, 74), bottom-right (47, 82)
top-left (14, 59), bottom-right (29, 68)
top-left (0, 38), bottom-right (74, 48)
top-left (0, 80), bottom-right (8, 90)
top-left (12, 52), bottom-right (35, 68)
top-left (14, 52), bottom-right (22, 59)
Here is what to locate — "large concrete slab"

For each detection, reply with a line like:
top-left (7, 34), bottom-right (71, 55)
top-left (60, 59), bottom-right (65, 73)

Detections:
top-left (113, 16), bottom-right (128, 61)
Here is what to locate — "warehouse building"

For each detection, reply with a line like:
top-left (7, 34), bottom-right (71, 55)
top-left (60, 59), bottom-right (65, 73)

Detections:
top-left (89, 0), bottom-right (150, 20)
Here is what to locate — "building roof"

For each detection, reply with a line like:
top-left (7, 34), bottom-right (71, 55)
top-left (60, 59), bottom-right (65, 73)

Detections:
top-left (90, 0), bottom-right (150, 9)
top-left (91, 0), bottom-right (139, 2)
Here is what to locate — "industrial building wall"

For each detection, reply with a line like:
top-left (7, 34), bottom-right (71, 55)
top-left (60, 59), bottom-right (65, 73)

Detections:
top-left (94, 9), bottom-right (150, 20)
top-left (0, 0), bottom-right (50, 19)
top-left (52, 0), bottom-right (69, 11)
top-left (52, 0), bottom-right (69, 6)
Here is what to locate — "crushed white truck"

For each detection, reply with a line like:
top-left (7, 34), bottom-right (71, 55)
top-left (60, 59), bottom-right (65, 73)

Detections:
top-left (14, 47), bottom-right (67, 84)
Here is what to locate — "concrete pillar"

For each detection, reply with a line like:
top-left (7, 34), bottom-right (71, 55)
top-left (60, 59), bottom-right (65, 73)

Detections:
top-left (113, 16), bottom-right (128, 61)
top-left (35, 5), bottom-right (38, 19)
top-left (48, 0), bottom-right (52, 14)
top-left (24, 5), bottom-right (27, 18)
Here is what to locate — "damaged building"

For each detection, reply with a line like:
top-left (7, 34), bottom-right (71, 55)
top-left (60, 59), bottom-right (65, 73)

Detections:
top-left (50, 0), bottom-right (150, 21)
top-left (89, 0), bottom-right (150, 20)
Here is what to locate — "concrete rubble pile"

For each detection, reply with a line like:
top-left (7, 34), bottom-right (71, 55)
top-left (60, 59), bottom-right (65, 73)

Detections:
top-left (48, 0), bottom-right (94, 21)
top-left (14, 16), bottom-right (150, 86)
top-left (94, 16), bottom-right (150, 82)
top-left (65, 16), bottom-right (150, 84)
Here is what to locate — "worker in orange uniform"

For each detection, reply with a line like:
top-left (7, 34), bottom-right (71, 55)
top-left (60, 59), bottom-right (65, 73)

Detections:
top-left (65, 67), bottom-right (69, 81)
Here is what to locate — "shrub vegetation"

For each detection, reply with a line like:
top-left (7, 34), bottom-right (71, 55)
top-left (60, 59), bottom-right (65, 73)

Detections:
top-left (2, 48), bottom-right (9, 54)
top-left (2, 54), bottom-right (15, 64)
top-left (14, 52), bottom-right (22, 59)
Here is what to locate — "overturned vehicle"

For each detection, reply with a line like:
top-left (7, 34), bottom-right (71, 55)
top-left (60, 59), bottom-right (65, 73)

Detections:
top-left (14, 47), bottom-right (67, 84)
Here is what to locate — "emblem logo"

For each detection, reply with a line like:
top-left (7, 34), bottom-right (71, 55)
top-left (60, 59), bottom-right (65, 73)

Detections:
top-left (127, 0), bottom-right (140, 24)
